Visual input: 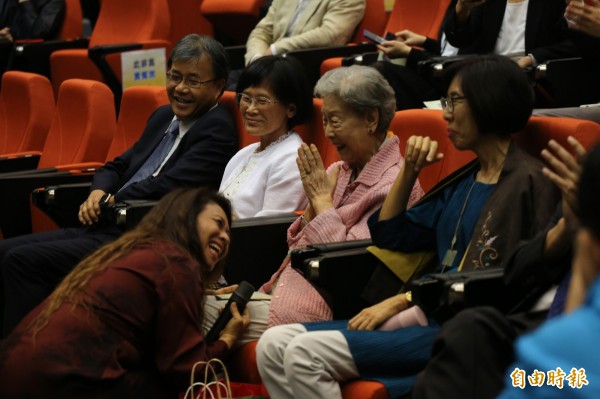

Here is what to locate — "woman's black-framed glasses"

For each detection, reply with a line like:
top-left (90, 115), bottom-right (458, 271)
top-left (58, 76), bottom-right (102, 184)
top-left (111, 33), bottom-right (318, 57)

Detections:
top-left (440, 96), bottom-right (467, 113)
top-left (166, 71), bottom-right (217, 88)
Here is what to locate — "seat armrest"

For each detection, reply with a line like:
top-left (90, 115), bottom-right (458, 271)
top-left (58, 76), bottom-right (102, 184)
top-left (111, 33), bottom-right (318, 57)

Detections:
top-left (0, 154), bottom-right (41, 173)
top-left (408, 268), bottom-right (507, 323)
top-left (226, 214), bottom-right (298, 289)
top-left (0, 173), bottom-right (94, 238)
top-left (9, 38), bottom-right (89, 78)
top-left (101, 200), bottom-right (158, 231)
top-left (533, 57), bottom-right (600, 107)
top-left (32, 182), bottom-right (93, 228)
top-left (290, 239), bottom-right (372, 273)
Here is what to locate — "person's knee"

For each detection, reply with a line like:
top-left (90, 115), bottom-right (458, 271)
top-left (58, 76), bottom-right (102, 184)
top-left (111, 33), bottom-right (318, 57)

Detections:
top-left (257, 325), bottom-right (291, 367)
top-left (282, 333), bottom-right (317, 374)
top-left (0, 247), bottom-right (34, 278)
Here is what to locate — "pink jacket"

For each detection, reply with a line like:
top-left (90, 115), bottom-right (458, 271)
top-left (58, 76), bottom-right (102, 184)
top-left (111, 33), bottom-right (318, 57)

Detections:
top-left (260, 136), bottom-right (424, 326)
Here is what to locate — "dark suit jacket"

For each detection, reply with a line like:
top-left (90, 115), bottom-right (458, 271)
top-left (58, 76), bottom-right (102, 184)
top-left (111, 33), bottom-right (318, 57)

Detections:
top-left (443, 0), bottom-right (578, 63)
top-left (92, 103), bottom-right (237, 202)
top-left (3, 0), bottom-right (65, 40)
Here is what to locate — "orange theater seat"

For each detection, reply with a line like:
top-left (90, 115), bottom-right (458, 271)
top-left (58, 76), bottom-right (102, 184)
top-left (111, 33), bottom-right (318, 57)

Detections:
top-left (391, 108), bottom-right (475, 192)
top-left (30, 85), bottom-right (169, 234)
top-left (0, 79), bottom-right (117, 238)
top-left (50, 0), bottom-right (171, 97)
top-left (167, 0), bottom-right (213, 44)
top-left (0, 71), bottom-right (54, 159)
top-left (0, 79), bottom-right (115, 174)
top-left (516, 115), bottom-right (600, 156)
top-left (105, 86), bottom-right (170, 159)
top-left (319, 0), bottom-right (388, 75)
top-left (57, 0), bottom-right (84, 40)
top-left (200, 0), bottom-right (265, 45)
top-left (36, 79), bottom-right (117, 172)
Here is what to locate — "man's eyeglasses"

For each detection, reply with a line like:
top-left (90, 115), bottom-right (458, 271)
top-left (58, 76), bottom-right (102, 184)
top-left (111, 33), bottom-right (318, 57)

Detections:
top-left (440, 96), bottom-right (467, 113)
top-left (166, 72), bottom-right (217, 88)
top-left (236, 93), bottom-right (279, 109)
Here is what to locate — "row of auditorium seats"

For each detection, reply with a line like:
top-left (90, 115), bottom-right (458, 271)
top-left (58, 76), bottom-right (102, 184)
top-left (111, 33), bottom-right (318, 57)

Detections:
top-left (0, 73), bottom-right (168, 238)
top-left (8, 0), bottom-right (452, 105)
top-left (7, 0), bottom-right (598, 112)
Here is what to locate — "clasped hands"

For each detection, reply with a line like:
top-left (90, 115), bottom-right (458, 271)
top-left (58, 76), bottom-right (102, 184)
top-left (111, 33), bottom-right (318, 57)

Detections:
top-left (296, 143), bottom-right (340, 220)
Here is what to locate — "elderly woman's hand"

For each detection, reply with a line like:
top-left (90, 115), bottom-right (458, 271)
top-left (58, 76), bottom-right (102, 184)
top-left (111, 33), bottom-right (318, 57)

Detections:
top-left (297, 143), bottom-right (341, 216)
top-left (404, 135), bottom-right (444, 173)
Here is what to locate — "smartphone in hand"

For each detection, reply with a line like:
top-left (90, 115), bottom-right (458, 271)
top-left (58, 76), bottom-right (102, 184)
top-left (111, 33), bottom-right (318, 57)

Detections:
top-left (363, 29), bottom-right (387, 44)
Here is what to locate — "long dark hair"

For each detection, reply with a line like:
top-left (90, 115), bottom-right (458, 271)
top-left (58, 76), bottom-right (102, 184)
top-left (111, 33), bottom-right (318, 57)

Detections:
top-left (30, 187), bottom-right (232, 335)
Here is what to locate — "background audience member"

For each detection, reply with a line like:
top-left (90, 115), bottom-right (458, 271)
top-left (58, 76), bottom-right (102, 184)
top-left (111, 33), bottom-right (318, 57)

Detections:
top-left (220, 55), bottom-right (312, 218)
top-left (256, 55), bottom-right (559, 399)
top-left (444, 0), bottom-right (577, 69)
top-left (0, 34), bottom-right (237, 337)
top-left (533, 0), bottom-right (600, 123)
top-left (496, 141), bottom-right (600, 399)
top-left (372, 3), bottom-right (458, 110)
top-left (0, 188), bottom-right (250, 399)
top-left (0, 0), bottom-right (65, 70)
top-left (204, 65), bottom-right (424, 344)
top-left (244, 0), bottom-right (365, 65)
top-left (412, 137), bottom-right (586, 399)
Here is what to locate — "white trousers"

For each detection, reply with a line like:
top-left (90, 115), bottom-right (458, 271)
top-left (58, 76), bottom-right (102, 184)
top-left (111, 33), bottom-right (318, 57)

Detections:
top-left (256, 323), bottom-right (360, 399)
top-left (202, 295), bottom-right (270, 347)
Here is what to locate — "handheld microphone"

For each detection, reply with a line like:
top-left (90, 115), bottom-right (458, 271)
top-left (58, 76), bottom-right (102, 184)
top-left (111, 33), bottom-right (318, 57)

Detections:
top-left (206, 281), bottom-right (255, 343)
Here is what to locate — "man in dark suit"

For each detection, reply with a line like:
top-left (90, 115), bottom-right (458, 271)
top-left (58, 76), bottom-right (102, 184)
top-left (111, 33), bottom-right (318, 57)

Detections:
top-left (0, 33), bottom-right (237, 337)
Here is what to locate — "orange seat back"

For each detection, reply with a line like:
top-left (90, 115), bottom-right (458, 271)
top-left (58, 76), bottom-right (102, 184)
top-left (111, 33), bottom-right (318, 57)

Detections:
top-left (89, 0), bottom-right (170, 47)
top-left (167, 0), bottom-right (213, 44)
top-left (516, 116), bottom-right (600, 155)
top-left (353, 0), bottom-right (388, 42)
top-left (39, 79), bottom-right (117, 169)
top-left (220, 91), bottom-right (251, 148)
top-left (385, 0), bottom-right (451, 40)
top-left (57, 0), bottom-right (84, 39)
top-left (106, 86), bottom-right (170, 161)
top-left (200, 0), bottom-right (264, 44)
top-left (0, 72), bottom-right (54, 155)
top-left (391, 109), bottom-right (475, 192)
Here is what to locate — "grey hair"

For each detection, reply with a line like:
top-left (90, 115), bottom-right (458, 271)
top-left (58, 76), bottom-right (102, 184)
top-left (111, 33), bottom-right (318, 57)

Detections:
top-left (168, 34), bottom-right (230, 81)
top-left (314, 65), bottom-right (396, 135)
